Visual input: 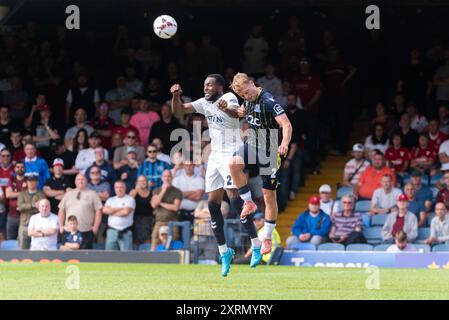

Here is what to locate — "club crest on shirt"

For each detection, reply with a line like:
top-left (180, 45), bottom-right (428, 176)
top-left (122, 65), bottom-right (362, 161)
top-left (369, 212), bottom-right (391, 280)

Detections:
top-left (254, 104), bottom-right (261, 112)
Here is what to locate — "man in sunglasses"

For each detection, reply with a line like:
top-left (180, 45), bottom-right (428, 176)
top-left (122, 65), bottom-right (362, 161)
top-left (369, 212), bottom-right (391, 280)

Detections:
top-left (5, 162), bottom-right (26, 240)
top-left (137, 144), bottom-right (171, 192)
top-left (113, 129), bottom-right (145, 170)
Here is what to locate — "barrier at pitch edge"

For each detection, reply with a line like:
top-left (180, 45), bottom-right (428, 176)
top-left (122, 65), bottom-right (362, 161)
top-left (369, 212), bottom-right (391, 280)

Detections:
top-left (279, 250), bottom-right (449, 269)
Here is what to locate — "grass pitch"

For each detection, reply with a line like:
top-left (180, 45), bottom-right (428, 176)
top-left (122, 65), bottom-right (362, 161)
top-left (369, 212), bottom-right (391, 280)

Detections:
top-left (1, 262), bottom-right (449, 299)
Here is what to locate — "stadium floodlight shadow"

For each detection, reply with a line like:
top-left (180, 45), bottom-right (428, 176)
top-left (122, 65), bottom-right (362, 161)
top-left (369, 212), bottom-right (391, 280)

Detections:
top-left (0, 240), bottom-right (19, 251)
top-left (289, 242), bottom-right (316, 251)
top-left (345, 243), bottom-right (374, 251)
top-left (416, 228), bottom-right (431, 244)
top-left (371, 214), bottom-right (388, 227)
top-left (431, 244), bottom-right (449, 252)
top-left (317, 243), bottom-right (345, 251)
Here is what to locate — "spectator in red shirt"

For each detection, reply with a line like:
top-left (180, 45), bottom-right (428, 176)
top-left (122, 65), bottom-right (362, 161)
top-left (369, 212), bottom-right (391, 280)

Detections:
top-left (291, 57), bottom-right (322, 114)
top-left (0, 148), bottom-right (14, 193)
top-left (385, 133), bottom-right (410, 175)
top-left (90, 102), bottom-right (115, 149)
top-left (5, 162), bottom-right (26, 240)
top-left (355, 150), bottom-right (397, 200)
top-left (428, 117), bottom-right (448, 153)
top-left (10, 129), bottom-right (23, 163)
top-left (436, 172), bottom-right (449, 209)
top-left (112, 107), bottom-right (140, 143)
top-left (410, 133), bottom-right (437, 175)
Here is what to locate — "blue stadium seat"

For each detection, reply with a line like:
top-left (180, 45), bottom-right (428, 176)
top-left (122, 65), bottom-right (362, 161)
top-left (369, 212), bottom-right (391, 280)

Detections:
top-left (413, 244), bottom-right (431, 253)
top-left (403, 174), bottom-right (429, 186)
top-left (345, 244), bottom-right (373, 251)
top-left (337, 186), bottom-right (353, 200)
top-left (138, 243), bottom-right (151, 251)
top-left (430, 173), bottom-right (443, 186)
top-left (355, 200), bottom-right (371, 212)
top-left (362, 227), bottom-right (383, 245)
top-left (0, 240), bottom-right (19, 251)
top-left (415, 228), bottom-right (431, 244)
top-left (374, 244), bottom-right (390, 251)
top-left (427, 213), bottom-right (436, 227)
top-left (317, 243), bottom-right (345, 251)
top-left (431, 187), bottom-right (439, 201)
top-left (92, 243), bottom-right (105, 250)
top-left (432, 244), bottom-right (449, 252)
top-left (168, 221), bottom-right (191, 250)
top-left (290, 242), bottom-right (316, 251)
top-left (371, 214), bottom-right (387, 227)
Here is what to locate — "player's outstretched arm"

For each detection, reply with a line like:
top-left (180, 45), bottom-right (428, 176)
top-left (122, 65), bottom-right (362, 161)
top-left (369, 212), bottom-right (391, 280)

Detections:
top-left (275, 113), bottom-right (292, 157)
top-left (170, 84), bottom-right (195, 117)
top-left (217, 99), bottom-right (239, 118)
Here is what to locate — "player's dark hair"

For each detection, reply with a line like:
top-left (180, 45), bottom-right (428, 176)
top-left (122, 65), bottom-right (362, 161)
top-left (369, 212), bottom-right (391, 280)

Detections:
top-left (207, 74), bottom-right (225, 88)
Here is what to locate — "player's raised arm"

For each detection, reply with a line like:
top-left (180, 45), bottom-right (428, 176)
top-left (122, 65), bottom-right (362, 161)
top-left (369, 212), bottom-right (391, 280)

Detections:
top-left (170, 84), bottom-right (195, 117)
top-left (217, 99), bottom-right (239, 118)
top-left (275, 113), bottom-right (292, 157)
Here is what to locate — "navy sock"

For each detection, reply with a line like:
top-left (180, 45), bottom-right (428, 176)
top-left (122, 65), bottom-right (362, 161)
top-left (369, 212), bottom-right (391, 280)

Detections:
top-left (208, 201), bottom-right (226, 246)
top-left (240, 214), bottom-right (258, 239)
top-left (229, 197), bottom-right (243, 219)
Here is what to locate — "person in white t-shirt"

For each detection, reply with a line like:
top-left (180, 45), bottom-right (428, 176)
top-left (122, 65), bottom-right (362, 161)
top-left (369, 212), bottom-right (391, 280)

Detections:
top-left (370, 174), bottom-right (402, 216)
top-left (28, 199), bottom-right (59, 250)
top-left (173, 159), bottom-right (205, 223)
top-left (386, 230), bottom-right (417, 252)
top-left (75, 132), bottom-right (109, 174)
top-left (318, 184), bottom-right (339, 216)
top-left (439, 138), bottom-right (449, 171)
top-left (103, 180), bottom-right (136, 251)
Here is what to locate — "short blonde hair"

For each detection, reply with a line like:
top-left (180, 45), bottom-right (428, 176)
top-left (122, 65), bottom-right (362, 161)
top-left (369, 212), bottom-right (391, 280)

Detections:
top-left (230, 72), bottom-right (251, 92)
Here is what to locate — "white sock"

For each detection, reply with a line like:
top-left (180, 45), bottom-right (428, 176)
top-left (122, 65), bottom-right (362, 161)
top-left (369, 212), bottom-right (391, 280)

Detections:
top-left (251, 237), bottom-right (261, 248)
top-left (263, 222), bottom-right (276, 240)
top-left (240, 190), bottom-right (253, 202)
top-left (218, 244), bottom-right (228, 256)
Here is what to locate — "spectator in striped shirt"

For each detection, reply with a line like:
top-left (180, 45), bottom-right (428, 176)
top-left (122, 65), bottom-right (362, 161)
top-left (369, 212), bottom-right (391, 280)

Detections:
top-left (342, 143), bottom-right (370, 188)
top-left (425, 202), bottom-right (449, 245)
top-left (138, 144), bottom-right (171, 191)
top-left (329, 195), bottom-right (365, 245)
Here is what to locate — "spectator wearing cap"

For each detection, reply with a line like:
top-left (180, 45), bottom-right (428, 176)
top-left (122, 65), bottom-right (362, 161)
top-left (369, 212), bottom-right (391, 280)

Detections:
top-left (355, 150), bottom-right (396, 200)
top-left (130, 98), bottom-right (160, 148)
top-left (117, 147), bottom-right (139, 193)
top-left (58, 174), bottom-right (103, 249)
top-left (410, 133), bottom-right (437, 175)
top-left (112, 108), bottom-right (140, 143)
top-left (64, 108), bottom-right (94, 148)
top-left (65, 74), bottom-right (101, 124)
top-left (403, 183), bottom-right (427, 227)
top-left (17, 173), bottom-right (46, 249)
top-left (370, 174), bottom-right (402, 216)
top-left (410, 170), bottom-right (432, 212)
top-left (343, 143), bottom-right (370, 188)
top-left (386, 230), bottom-right (417, 252)
top-left (385, 133), bottom-right (410, 177)
top-left (23, 141), bottom-right (50, 190)
top-left (150, 170), bottom-right (182, 251)
top-left (113, 129), bottom-right (145, 170)
top-left (329, 195), bottom-right (366, 245)
top-left (27, 199), bottom-right (59, 251)
top-left (5, 162), bottom-right (26, 240)
top-left (425, 202), bottom-right (449, 245)
top-left (382, 194), bottom-right (418, 244)
top-left (75, 132), bottom-right (109, 174)
top-left (364, 122), bottom-right (390, 157)
top-left (26, 104), bottom-right (60, 161)
top-left (85, 146), bottom-right (116, 187)
top-left (89, 102), bottom-right (115, 149)
top-left (105, 75), bottom-right (136, 124)
top-left (50, 138), bottom-right (77, 179)
top-left (43, 158), bottom-right (75, 214)
top-left (138, 144), bottom-right (172, 192)
top-left (155, 225), bottom-right (183, 251)
top-left (149, 103), bottom-right (182, 154)
top-left (103, 180), bottom-right (136, 251)
top-left (286, 195), bottom-right (331, 248)
top-left (318, 184), bottom-right (339, 216)
top-left (172, 158), bottom-right (205, 224)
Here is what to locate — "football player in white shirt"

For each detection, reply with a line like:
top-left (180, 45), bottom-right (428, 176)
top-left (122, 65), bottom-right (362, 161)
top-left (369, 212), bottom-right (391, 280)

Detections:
top-left (171, 74), bottom-right (245, 277)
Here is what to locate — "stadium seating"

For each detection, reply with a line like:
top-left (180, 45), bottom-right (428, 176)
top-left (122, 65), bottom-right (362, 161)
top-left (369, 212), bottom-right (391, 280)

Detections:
top-left (371, 214), bottom-right (387, 226)
top-left (431, 187), bottom-right (439, 201)
top-left (416, 228), bottom-right (430, 244)
top-left (337, 186), bottom-right (353, 199)
top-left (0, 240), bottom-right (19, 251)
top-left (430, 173), bottom-right (443, 186)
top-left (363, 227), bottom-right (383, 245)
top-left (138, 243), bottom-right (151, 251)
top-left (355, 200), bottom-right (371, 212)
top-left (345, 244), bottom-right (373, 251)
top-left (414, 244), bottom-right (431, 253)
top-left (317, 243), bottom-right (345, 251)
top-left (93, 243), bottom-right (106, 250)
top-left (290, 242), bottom-right (316, 251)
top-left (374, 244), bottom-right (391, 251)
top-left (403, 174), bottom-right (429, 186)
top-left (426, 213), bottom-right (436, 227)
top-left (431, 244), bottom-right (449, 252)
top-left (168, 221), bottom-right (191, 250)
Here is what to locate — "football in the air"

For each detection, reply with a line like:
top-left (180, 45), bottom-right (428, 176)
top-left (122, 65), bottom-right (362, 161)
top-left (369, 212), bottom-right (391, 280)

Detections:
top-left (153, 15), bottom-right (178, 39)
